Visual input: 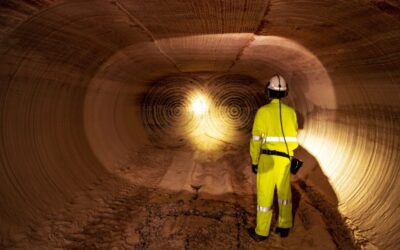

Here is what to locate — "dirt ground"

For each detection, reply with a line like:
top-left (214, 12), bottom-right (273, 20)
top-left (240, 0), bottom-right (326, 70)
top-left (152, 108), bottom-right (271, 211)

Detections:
top-left (0, 146), bottom-right (362, 249)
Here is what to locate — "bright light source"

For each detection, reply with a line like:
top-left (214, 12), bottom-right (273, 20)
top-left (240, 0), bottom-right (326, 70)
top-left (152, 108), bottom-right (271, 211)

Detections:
top-left (187, 92), bottom-right (230, 151)
top-left (191, 95), bottom-right (208, 115)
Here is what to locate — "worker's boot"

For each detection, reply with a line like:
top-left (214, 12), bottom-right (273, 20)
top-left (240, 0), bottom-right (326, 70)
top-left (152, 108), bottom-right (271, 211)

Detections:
top-left (275, 227), bottom-right (290, 237)
top-left (247, 228), bottom-right (268, 242)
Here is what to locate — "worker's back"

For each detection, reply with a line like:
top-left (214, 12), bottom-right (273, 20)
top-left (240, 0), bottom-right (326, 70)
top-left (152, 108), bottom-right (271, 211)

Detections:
top-left (252, 99), bottom-right (298, 154)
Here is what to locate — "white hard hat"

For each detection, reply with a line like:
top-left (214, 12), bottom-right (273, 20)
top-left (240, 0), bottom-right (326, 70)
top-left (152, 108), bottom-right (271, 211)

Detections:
top-left (267, 75), bottom-right (287, 91)
top-left (265, 74), bottom-right (288, 99)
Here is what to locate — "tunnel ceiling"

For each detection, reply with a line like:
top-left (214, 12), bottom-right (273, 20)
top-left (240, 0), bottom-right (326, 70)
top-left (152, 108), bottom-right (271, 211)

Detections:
top-left (1, 0), bottom-right (400, 249)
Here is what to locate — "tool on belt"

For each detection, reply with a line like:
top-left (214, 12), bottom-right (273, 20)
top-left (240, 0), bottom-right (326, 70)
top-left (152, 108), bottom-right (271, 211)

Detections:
top-left (262, 149), bottom-right (303, 175)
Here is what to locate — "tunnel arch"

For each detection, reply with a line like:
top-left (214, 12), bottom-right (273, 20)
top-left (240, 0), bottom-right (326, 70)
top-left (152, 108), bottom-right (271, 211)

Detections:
top-left (83, 34), bottom-right (336, 171)
top-left (0, 0), bottom-right (399, 249)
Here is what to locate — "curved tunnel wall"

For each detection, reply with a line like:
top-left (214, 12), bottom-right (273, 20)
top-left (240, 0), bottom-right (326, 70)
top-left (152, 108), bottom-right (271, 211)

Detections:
top-left (0, 0), bottom-right (399, 248)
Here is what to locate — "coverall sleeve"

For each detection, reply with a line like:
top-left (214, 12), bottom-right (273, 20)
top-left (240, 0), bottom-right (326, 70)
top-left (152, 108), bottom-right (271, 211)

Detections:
top-left (250, 109), bottom-right (265, 165)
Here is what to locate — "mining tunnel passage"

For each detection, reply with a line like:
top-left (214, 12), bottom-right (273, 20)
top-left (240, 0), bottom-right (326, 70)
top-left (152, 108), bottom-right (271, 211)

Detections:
top-left (0, 1), bottom-right (399, 249)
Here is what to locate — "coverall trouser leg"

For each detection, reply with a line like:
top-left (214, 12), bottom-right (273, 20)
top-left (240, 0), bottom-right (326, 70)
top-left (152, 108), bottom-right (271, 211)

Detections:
top-left (255, 155), bottom-right (292, 236)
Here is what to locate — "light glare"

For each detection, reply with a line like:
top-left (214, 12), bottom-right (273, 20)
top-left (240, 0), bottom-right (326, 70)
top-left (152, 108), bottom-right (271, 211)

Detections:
top-left (192, 95), bottom-right (208, 115)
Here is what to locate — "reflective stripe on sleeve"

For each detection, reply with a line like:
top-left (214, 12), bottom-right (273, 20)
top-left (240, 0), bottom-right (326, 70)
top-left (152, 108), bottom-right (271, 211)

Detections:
top-left (252, 135), bottom-right (262, 141)
top-left (257, 205), bottom-right (272, 213)
top-left (278, 199), bottom-right (291, 205)
top-left (263, 137), bottom-right (297, 143)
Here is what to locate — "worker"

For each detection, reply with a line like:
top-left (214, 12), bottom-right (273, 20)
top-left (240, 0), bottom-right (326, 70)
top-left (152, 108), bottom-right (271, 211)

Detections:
top-left (248, 74), bottom-right (299, 241)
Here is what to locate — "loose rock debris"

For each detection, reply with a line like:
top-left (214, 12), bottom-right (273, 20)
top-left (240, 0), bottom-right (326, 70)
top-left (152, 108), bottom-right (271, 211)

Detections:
top-left (1, 182), bottom-right (363, 250)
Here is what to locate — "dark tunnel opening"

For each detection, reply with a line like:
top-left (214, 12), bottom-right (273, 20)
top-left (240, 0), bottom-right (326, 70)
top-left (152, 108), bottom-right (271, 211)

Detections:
top-left (1, 0), bottom-right (400, 249)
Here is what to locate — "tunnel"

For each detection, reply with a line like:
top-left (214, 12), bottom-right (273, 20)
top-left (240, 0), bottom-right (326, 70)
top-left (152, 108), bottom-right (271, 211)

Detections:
top-left (0, 0), bottom-right (399, 249)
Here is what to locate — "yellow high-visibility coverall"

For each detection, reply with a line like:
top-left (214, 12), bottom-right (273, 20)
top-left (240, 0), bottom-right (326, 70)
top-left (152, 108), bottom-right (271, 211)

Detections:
top-left (250, 99), bottom-right (299, 236)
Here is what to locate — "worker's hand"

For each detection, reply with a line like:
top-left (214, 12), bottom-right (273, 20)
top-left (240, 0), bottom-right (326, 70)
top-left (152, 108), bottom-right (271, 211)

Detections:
top-left (251, 164), bottom-right (258, 174)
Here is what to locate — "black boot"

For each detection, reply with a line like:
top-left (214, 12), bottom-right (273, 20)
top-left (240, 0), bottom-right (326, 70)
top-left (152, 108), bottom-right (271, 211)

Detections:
top-left (248, 228), bottom-right (268, 242)
top-left (275, 227), bottom-right (290, 237)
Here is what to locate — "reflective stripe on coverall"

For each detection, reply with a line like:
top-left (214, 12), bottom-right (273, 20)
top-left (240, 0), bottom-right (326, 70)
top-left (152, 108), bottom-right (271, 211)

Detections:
top-left (250, 99), bottom-right (299, 236)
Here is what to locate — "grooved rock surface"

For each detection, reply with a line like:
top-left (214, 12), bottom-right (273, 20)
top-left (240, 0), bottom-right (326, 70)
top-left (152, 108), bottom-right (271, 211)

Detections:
top-left (0, 0), bottom-right (399, 249)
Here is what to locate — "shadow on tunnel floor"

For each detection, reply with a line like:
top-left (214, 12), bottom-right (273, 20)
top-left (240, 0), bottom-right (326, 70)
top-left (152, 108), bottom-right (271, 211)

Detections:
top-left (291, 146), bottom-right (361, 250)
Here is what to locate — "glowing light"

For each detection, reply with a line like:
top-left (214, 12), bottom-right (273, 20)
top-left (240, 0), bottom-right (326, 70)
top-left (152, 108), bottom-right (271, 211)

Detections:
top-left (186, 92), bottom-right (225, 151)
top-left (191, 95), bottom-right (208, 115)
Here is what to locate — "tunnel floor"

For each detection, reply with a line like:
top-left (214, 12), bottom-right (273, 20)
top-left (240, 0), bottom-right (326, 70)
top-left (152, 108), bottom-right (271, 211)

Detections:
top-left (1, 146), bottom-right (362, 250)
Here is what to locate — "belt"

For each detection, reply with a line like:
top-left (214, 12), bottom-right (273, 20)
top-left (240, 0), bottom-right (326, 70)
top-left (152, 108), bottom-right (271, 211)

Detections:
top-left (262, 149), bottom-right (290, 159)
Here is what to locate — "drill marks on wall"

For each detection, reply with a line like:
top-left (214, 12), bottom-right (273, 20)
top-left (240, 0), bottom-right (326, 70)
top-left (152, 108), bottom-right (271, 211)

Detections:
top-left (141, 74), bottom-right (264, 151)
top-left (110, 0), bottom-right (183, 73)
top-left (154, 33), bottom-right (256, 72)
top-left (207, 74), bottom-right (264, 140)
top-left (1, 0), bottom-right (400, 248)
top-left (117, 0), bottom-right (269, 72)
top-left (227, 0), bottom-right (271, 71)
top-left (231, 36), bottom-right (337, 111)
top-left (141, 75), bottom-right (204, 149)
top-left (118, 0), bottom-right (268, 36)
top-left (299, 107), bottom-right (400, 248)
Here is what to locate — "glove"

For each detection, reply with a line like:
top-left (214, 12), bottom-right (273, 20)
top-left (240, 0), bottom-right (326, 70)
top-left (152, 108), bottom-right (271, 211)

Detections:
top-left (251, 164), bottom-right (258, 174)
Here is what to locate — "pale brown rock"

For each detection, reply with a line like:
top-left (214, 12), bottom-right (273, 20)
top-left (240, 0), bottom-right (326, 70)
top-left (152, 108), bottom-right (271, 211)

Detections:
top-left (0, 0), bottom-right (399, 249)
